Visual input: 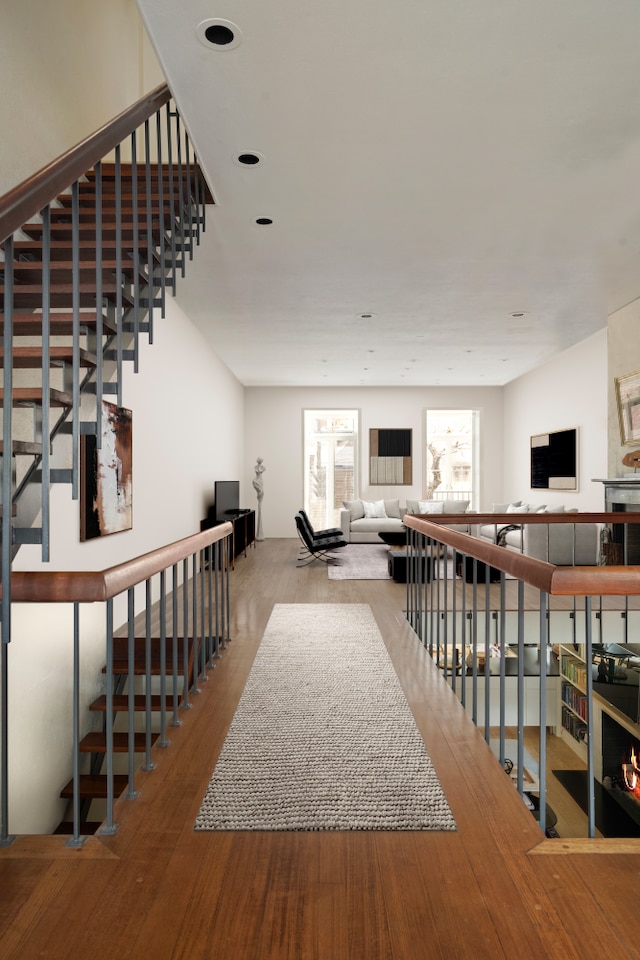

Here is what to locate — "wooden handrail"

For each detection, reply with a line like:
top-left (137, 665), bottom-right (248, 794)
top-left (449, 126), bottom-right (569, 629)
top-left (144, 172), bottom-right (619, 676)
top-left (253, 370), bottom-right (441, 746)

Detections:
top-left (4, 522), bottom-right (232, 603)
top-left (0, 83), bottom-right (171, 244)
top-left (404, 513), bottom-right (640, 597)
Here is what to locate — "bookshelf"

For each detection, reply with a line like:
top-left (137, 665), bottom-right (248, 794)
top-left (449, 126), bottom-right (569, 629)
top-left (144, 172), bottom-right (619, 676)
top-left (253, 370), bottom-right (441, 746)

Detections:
top-left (559, 644), bottom-right (589, 761)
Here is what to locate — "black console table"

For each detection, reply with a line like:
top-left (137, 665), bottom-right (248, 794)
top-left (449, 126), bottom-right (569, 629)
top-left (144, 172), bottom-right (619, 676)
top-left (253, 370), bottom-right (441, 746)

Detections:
top-left (201, 509), bottom-right (256, 568)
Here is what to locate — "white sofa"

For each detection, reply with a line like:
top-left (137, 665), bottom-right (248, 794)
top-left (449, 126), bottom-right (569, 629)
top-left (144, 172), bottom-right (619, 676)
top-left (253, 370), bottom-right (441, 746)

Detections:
top-left (474, 501), bottom-right (600, 565)
top-left (339, 497), bottom-right (472, 544)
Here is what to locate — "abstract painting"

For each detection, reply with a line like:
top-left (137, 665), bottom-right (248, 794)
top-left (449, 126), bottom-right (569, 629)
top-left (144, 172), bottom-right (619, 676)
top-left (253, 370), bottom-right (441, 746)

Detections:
top-left (370, 428), bottom-right (412, 485)
top-left (80, 401), bottom-right (132, 540)
top-left (530, 428), bottom-right (577, 491)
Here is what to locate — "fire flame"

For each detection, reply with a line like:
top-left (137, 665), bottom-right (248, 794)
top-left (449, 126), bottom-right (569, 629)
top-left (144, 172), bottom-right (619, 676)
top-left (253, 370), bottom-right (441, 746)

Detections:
top-left (622, 745), bottom-right (640, 795)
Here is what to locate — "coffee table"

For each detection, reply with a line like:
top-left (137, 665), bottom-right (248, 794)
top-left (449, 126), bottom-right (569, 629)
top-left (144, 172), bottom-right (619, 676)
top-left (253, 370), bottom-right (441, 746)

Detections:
top-left (378, 530), bottom-right (407, 547)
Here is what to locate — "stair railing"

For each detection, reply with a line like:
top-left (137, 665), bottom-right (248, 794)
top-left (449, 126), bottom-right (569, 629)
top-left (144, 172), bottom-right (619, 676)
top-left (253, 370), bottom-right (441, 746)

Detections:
top-left (403, 512), bottom-right (640, 841)
top-left (0, 83), bottom-right (214, 846)
top-left (1, 521), bottom-right (232, 847)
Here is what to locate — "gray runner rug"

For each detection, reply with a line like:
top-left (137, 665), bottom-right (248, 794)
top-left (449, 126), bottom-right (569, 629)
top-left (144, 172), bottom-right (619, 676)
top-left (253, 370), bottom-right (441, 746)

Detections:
top-left (194, 603), bottom-right (456, 831)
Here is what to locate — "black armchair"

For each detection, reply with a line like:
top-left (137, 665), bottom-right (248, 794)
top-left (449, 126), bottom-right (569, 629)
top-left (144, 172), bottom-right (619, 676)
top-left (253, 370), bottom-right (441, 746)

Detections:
top-left (295, 513), bottom-right (347, 566)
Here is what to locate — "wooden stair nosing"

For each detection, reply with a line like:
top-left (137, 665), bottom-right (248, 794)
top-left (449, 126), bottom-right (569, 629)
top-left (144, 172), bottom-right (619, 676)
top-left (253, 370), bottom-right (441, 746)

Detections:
top-left (0, 346), bottom-right (97, 369)
top-left (0, 386), bottom-right (72, 407)
top-left (79, 731), bottom-right (159, 753)
top-left (0, 440), bottom-right (42, 456)
top-left (0, 311), bottom-right (118, 337)
top-left (60, 774), bottom-right (129, 799)
top-left (90, 693), bottom-right (180, 712)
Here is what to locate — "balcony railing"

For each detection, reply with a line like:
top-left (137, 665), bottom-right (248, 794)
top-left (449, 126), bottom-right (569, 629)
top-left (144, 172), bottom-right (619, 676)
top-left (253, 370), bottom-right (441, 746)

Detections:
top-left (403, 512), bottom-right (640, 841)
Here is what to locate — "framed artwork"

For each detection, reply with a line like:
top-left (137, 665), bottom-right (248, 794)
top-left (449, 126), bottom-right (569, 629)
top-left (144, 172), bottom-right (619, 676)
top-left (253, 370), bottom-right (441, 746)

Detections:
top-left (370, 428), bottom-right (412, 485)
top-left (80, 400), bottom-right (133, 540)
top-left (615, 369), bottom-right (640, 446)
top-left (530, 428), bottom-right (577, 491)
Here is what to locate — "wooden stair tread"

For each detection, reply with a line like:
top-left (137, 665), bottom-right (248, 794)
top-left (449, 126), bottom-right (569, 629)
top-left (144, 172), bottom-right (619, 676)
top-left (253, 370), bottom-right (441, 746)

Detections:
top-left (0, 440), bottom-right (42, 455)
top-left (0, 387), bottom-right (72, 407)
top-left (79, 732), bottom-right (158, 752)
top-left (53, 821), bottom-right (103, 835)
top-left (90, 694), bottom-right (180, 712)
top-left (60, 774), bottom-right (129, 799)
top-left (0, 346), bottom-right (97, 368)
top-left (0, 311), bottom-right (117, 336)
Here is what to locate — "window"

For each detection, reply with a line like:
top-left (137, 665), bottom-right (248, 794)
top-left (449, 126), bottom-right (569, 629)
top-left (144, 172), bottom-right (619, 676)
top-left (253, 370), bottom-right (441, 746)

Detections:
top-left (304, 410), bottom-right (358, 529)
top-left (425, 409), bottom-right (478, 509)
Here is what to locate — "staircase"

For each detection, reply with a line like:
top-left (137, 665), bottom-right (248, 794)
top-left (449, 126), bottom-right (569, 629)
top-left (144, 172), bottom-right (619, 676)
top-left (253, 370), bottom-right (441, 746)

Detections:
top-left (0, 85), bottom-right (221, 840)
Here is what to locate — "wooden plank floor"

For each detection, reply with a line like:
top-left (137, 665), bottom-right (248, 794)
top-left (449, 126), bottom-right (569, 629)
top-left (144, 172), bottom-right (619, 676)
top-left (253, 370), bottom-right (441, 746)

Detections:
top-left (1, 539), bottom-right (640, 959)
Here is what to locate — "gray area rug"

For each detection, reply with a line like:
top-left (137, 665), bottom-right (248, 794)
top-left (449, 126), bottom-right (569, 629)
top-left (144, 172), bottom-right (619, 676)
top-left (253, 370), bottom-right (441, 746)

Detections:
top-left (327, 543), bottom-right (391, 580)
top-left (194, 603), bottom-right (456, 831)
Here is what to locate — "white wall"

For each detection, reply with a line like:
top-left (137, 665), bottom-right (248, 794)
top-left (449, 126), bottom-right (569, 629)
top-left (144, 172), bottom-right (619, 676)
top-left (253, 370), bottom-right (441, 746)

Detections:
top-left (607, 298), bottom-right (640, 477)
top-left (244, 386), bottom-right (504, 538)
top-left (502, 329), bottom-right (608, 510)
top-left (8, 296), bottom-right (244, 834)
top-left (0, 0), bottom-right (163, 197)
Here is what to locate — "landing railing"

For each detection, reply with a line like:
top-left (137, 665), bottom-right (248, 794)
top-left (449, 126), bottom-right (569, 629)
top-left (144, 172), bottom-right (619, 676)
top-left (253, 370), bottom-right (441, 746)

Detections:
top-left (1, 521), bottom-right (232, 847)
top-left (403, 512), bottom-right (640, 841)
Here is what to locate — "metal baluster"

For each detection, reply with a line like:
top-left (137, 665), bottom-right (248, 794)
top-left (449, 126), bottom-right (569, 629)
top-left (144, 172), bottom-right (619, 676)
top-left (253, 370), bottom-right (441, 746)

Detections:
top-left (130, 132), bottom-right (140, 370)
top-left (585, 595), bottom-right (596, 837)
top-left (471, 560), bottom-right (478, 725)
top-left (184, 130), bottom-right (195, 255)
top-left (224, 535), bottom-right (231, 647)
top-left (170, 564), bottom-right (181, 726)
top-left (207, 555), bottom-right (220, 667)
top-left (71, 181), bottom-right (81, 495)
top-left (538, 591), bottom-right (548, 834)
top-left (516, 580), bottom-right (525, 796)
top-left (175, 112), bottom-right (187, 276)
top-left (498, 574), bottom-right (506, 767)
top-left (192, 552), bottom-right (202, 687)
top-left (115, 146), bottom-right (123, 409)
top-left (165, 104), bottom-right (177, 294)
top-left (41, 206), bottom-right (51, 560)
top-left (94, 161), bottom-right (103, 446)
top-left (2, 239), bottom-right (17, 843)
top-left (484, 568), bottom-right (491, 742)
top-left (451, 550), bottom-right (458, 693)
top-left (143, 578), bottom-right (156, 771)
top-left (144, 119), bottom-right (154, 342)
top-left (158, 570), bottom-right (170, 747)
top-left (67, 602), bottom-right (85, 846)
top-left (182, 557), bottom-right (191, 708)
top-left (199, 549), bottom-right (208, 675)
top-left (156, 109), bottom-right (166, 316)
top-left (100, 598), bottom-right (118, 835)
top-left (126, 587), bottom-right (139, 798)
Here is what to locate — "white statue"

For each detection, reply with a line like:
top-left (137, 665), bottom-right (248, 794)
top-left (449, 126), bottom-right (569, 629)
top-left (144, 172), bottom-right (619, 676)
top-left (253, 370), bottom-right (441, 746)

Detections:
top-left (252, 457), bottom-right (265, 540)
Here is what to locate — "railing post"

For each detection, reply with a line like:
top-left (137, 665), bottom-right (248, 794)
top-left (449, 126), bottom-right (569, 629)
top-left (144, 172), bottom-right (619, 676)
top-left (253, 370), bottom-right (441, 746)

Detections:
top-left (66, 602), bottom-right (85, 847)
top-left (585, 595), bottom-right (596, 838)
top-left (1, 235), bottom-right (14, 846)
top-left (126, 587), bottom-right (139, 799)
top-left (143, 578), bottom-right (156, 772)
top-left (100, 597), bottom-right (118, 835)
top-left (538, 590), bottom-right (548, 835)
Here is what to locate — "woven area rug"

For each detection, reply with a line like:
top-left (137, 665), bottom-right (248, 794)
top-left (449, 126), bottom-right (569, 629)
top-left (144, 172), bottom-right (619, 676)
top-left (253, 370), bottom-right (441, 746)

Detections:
top-left (194, 603), bottom-right (456, 832)
top-left (327, 543), bottom-right (391, 580)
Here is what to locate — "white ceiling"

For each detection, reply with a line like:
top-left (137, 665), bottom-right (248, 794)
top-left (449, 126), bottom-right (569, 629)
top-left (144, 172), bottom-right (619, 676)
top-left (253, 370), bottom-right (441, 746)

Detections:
top-left (137, 0), bottom-right (640, 387)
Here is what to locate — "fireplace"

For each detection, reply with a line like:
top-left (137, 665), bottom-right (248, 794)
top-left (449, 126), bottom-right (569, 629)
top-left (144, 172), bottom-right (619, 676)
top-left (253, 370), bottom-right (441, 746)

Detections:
top-left (594, 478), bottom-right (640, 564)
top-left (601, 714), bottom-right (640, 830)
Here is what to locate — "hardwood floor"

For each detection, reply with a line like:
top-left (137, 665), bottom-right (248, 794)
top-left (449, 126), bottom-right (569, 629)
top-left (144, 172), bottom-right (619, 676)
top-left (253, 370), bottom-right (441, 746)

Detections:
top-left (1, 538), bottom-right (640, 959)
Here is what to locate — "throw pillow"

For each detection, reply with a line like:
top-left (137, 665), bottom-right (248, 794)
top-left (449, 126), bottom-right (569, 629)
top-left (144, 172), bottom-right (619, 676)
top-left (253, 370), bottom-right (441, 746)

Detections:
top-left (406, 499), bottom-right (419, 514)
top-left (493, 502), bottom-right (522, 512)
top-left (343, 499), bottom-right (364, 521)
top-left (418, 500), bottom-right (445, 514)
top-left (362, 499), bottom-right (388, 518)
top-left (443, 499), bottom-right (470, 513)
top-left (506, 502), bottom-right (524, 513)
top-left (384, 499), bottom-right (401, 519)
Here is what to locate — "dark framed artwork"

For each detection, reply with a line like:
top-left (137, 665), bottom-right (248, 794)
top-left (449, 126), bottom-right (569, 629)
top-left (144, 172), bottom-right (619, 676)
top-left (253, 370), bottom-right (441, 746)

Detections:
top-left (530, 428), bottom-right (577, 491)
top-left (370, 428), bottom-right (412, 485)
top-left (615, 369), bottom-right (640, 445)
top-left (80, 400), bottom-right (133, 541)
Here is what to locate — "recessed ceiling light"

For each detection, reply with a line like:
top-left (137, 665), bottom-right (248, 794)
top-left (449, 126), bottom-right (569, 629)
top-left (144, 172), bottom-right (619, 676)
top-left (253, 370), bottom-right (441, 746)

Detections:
top-left (196, 19), bottom-right (242, 50)
top-left (358, 313), bottom-right (375, 320)
top-left (510, 312), bottom-right (526, 318)
top-left (235, 152), bottom-right (263, 167)
top-left (254, 217), bottom-right (273, 226)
